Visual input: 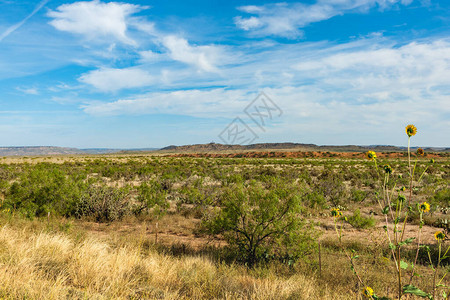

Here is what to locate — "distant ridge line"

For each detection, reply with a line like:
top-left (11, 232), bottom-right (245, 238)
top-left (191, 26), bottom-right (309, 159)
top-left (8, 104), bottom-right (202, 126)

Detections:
top-left (160, 142), bottom-right (450, 153)
top-left (0, 146), bottom-right (158, 156)
top-left (0, 143), bottom-right (447, 156)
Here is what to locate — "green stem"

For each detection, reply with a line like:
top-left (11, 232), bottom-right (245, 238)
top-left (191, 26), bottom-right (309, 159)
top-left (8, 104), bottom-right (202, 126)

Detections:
top-left (408, 137), bottom-right (413, 208)
top-left (334, 218), bottom-right (341, 242)
top-left (438, 270), bottom-right (448, 286)
top-left (417, 166), bottom-right (429, 183)
top-left (408, 137), bottom-right (411, 175)
top-left (398, 246), bottom-right (402, 300)
top-left (409, 212), bottom-right (423, 284)
top-left (433, 241), bottom-right (442, 299)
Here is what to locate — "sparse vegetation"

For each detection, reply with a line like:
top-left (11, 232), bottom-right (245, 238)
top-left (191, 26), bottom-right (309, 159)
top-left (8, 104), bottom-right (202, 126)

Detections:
top-left (0, 144), bottom-right (447, 299)
top-left (346, 208), bottom-right (376, 229)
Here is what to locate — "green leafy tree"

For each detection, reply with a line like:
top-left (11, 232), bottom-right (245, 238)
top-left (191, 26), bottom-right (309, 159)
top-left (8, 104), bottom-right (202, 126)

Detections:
top-left (203, 181), bottom-right (316, 267)
top-left (136, 180), bottom-right (169, 216)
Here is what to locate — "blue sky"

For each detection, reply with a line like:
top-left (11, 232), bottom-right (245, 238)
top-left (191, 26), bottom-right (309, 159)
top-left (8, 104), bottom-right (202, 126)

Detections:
top-left (0, 0), bottom-right (449, 148)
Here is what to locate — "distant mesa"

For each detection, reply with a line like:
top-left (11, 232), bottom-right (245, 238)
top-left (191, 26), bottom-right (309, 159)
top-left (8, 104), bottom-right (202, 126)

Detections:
top-left (0, 143), bottom-right (447, 157)
top-left (0, 146), bottom-right (156, 156)
top-left (159, 142), bottom-right (449, 153)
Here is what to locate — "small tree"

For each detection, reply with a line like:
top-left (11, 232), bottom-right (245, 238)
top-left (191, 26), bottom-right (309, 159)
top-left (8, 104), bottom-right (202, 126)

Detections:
top-left (203, 180), bottom-right (315, 267)
top-left (136, 180), bottom-right (169, 216)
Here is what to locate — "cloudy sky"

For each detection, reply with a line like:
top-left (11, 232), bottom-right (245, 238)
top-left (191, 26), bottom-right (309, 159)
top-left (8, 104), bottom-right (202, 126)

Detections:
top-left (0, 0), bottom-right (449, 148)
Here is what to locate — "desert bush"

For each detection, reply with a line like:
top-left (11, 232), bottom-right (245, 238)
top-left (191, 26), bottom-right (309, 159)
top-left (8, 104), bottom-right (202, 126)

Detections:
top-left (306, 191), bottom-right (327, 209)
top-left (75, 185), bottom-right (130, 222)
top-left (316, 173), bottom-right (347, 206)
top-left (351, 189), bottom-right (367, 203)
top-left (298, 169), bottom-right (313, 185)
top-left (5, 164), bottom-right (86, 218)
top-left (430, 188), bottom-right (450, 207)
top-left (221, 173), bottom-right (244, 186)
top-left (346, 208), bottom-right (376, 229)
top-left (136, 180), bottom-right (169, 215)
top-left (202, 181), bottom-right (316, 267)
top-left (0, 164), bottom-right (20, 181)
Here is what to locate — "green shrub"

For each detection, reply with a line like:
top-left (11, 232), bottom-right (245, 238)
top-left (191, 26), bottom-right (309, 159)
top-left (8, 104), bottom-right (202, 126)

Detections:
top-left (306, 191), bottom-right (327, 209)
top-left (136, 180), bottom-right (169, 216)
top-left (430, 188), bottom-right (450, 207)
top-left (316, 173), bottom-right (347, 206)
top-left (351, 189), bottom-right (367, 203)
top-left (75, 185), bottom-right (130, 222)
top-left (5, 164), bottom-right (86, 218)
top-left (346, 208), bottom-right (376, 229)
top-left (202, 181), bottom-right (316, 267)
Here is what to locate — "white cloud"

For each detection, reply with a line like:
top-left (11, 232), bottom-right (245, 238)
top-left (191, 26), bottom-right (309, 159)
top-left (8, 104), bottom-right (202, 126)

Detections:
top-left (80, 37), bottom-right (450, 146)
top-left (82, 88), bottom-right (251, 117)
top-left (138, 50), bottom-right (164, 63)
top-left (79, 67), bottom-right (153, 92)
top-left (235, 0), bottom-right (414, 38)
top-left (162, 36), bottom-right (223, 72)
top-left (46, 2), bottom-right (230, 73)
top-left (293, 40), bottom-right (450, 95)
top-left (234, 16), bottom-right (263, 31)
top-left (16, 87), bottom-right (39, 95)
top-left (48, 0), bottom-right (144, 45)
top-left (238, 5), bottom-right (264, 14)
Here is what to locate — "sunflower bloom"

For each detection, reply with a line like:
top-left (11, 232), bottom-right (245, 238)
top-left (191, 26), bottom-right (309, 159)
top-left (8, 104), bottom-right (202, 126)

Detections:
top-left (366, 151), bottom-right (377, 160)
top-left (362, 286), bottom-right (374, 298)
top-left (417, 148), bottom-right (424, 156)
top-left (383, 164), bottom-right (393, 174)
top-left (435, 231), bottom-right (445, 241)
top-left (331, 208), bottom-right (342, 218)
top-left (419, 202), bottom-right (430, 213)
top-left (406, 124), bottom-right (417, 137)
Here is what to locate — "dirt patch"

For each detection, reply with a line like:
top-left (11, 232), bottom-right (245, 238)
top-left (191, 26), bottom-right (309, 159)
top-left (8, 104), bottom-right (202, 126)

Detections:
top-left (166, 151), bottom-right (445, 160)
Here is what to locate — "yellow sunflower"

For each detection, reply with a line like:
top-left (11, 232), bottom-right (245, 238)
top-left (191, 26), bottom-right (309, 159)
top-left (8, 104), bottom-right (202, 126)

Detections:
top-left (366, 151), bottom-right (377, 160)
top-left (406, 124), bottom-right (417, 137)
top-left (419, 202), bottom-right (430, 213)
top-left (331, 208), bottom-right (342, 218)
top-left (435, 231), bottom-right (445, 241)
top-left (362, 287), bottom-right (374, 298)
top-left (383, 164), bottom-right (393, 174)
top-left (417, 148), bottom-right (424, 156)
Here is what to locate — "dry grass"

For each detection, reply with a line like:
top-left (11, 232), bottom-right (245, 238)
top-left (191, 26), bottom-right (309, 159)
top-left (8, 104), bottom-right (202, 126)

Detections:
top-left (0, 223), bottom-right (349, 300)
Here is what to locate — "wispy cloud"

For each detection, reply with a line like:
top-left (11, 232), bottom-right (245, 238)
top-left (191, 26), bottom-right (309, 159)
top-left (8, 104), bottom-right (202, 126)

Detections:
top-left (162, 35), bottom-right (225, 73)
top-left (80, 36), bottom-right (450, 146)
top-left (0, 0), bottom-right (49, 42)
top-left (47, 1), bottom-right (230, 90)
top-left (79, 67), bottom-right (154, 92)
top-left (16, 87), bottom-right (39, 95)
top-left (235, 0), bottom-right (415, 38)
top-left (82, 88), bottom-right (252, 117)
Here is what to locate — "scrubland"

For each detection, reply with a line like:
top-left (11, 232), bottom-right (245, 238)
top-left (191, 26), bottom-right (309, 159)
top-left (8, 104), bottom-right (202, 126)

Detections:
top-left (0, 149), bottom-right (448, 299)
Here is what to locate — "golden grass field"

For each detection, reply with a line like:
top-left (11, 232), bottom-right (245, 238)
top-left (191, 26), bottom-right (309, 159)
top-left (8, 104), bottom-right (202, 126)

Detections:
top-left (0, 218), bottom-right (349, 300)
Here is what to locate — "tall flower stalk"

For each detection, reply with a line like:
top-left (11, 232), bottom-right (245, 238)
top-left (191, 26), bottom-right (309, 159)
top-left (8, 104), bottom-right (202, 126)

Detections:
top-left (333, 124), bottom-right (439, 299)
